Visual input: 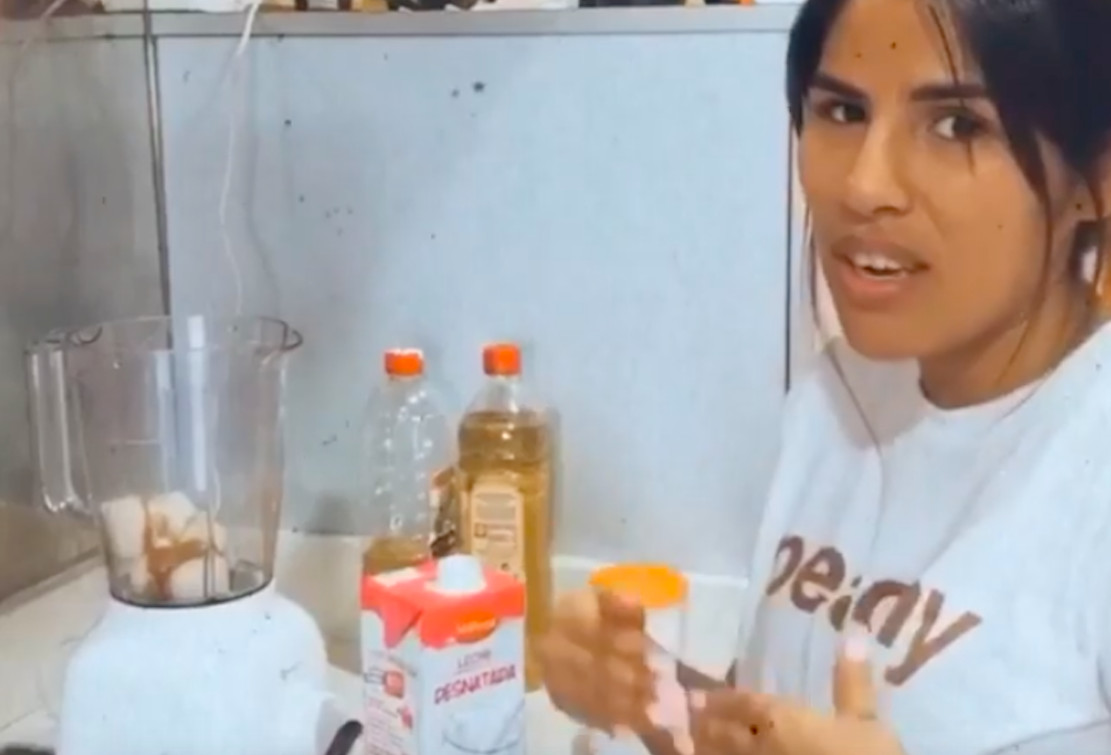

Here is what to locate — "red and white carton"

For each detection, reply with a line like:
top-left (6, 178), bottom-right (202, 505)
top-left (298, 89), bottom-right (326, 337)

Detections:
top-left (360, 554), bottom-right (526, 755)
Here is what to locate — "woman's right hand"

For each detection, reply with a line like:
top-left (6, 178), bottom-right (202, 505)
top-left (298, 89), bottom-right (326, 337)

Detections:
top-left (538, 588), bottom-right (657, 734)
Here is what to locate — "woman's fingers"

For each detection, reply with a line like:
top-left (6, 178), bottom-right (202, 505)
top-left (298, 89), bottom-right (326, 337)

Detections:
top-left (691, 697), bottom-right (759, 754)
top-left (597, 588), bottom-right (647, 630)
top-left (540, 588), bottom-right (657, 733)
top-left (833, 630), bottom-right (878, 720)
top-left (697, 687), bottom-right (774, 725)
top-left (691, 689), bottom-right (774, 754)
top-left (593, 588), bottom-right (656, 728)
top-left (552, 589), bottom-right (603, 646)
top-left (540, 633), bottom-right (598, 722)
top-left (601, 644), bottom-right (657, 730)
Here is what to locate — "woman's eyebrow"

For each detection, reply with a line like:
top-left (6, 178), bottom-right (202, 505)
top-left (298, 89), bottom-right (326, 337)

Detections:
top-left (811, 72), bottom-right (866, 100)
top-left (910, 81), bottom-right (988, 101)
top-left (810, 71), bottom-right (988, 103)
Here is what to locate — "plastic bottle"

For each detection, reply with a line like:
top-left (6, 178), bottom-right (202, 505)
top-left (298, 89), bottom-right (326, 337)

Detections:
top-left (457, 342), bottom-right (554, 692)
top-left (361, 348), bottom-right (459, 577)
top-left (576, 564), bottom-right (690, 755)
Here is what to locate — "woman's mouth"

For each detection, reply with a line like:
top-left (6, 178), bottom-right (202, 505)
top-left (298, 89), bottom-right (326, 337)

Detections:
top-left (830, 247), bottom-right (927, 307)
top-left (846, 250), bottom-right (913, 280)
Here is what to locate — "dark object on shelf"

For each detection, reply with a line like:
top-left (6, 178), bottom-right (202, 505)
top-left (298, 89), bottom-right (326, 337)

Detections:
top-left (579, 0), bottom-right (738, 6)
top-left (1, 0), bottom-right (100, 18)
top-left (323, 720), bottom-right (365, 755)
top-left (0, 748), bottom-right (55, 755)
top-left (579, 0), bottom-right (681, 7)
top-left (387, 0), bottom-right (477, 11)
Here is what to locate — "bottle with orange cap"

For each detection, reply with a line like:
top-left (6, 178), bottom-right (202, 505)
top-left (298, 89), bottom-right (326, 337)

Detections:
top-left (458, 342), bottom-right (554, 692)
top-left (574, 563), bottom-right (693, 755)
top-left (361, 348), bottom-right (459, 578)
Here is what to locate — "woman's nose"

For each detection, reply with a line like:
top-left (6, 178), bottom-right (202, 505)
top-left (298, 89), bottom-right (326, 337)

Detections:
top-left (843, 125), bottom-right (912, 219)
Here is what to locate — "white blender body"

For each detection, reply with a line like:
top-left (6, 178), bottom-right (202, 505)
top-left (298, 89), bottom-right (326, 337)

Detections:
top-left (25, 315), bottom-right (361, 755)
top-left (59, 586), bottom-right (337, 755)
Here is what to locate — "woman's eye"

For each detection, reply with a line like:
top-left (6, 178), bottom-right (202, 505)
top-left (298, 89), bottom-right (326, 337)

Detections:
top-left (932, 112), bottom-right (986, 142)
top-left (816, 100), bottom-right (867, 125)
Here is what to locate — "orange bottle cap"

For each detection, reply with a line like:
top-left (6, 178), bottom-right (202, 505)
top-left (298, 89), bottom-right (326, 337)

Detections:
top-left (588, 563), bottom-right (687, 610)
top-left (483, 343), bottom-right (521, 376)
top-left (384, 348), bottom-right (424, 377)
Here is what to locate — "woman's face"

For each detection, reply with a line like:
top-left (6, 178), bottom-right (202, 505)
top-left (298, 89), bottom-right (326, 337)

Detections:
top-left (799, 0), bottom-right (1088, 363)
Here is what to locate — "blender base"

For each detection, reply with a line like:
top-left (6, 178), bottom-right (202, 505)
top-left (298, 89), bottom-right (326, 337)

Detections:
top-left (56, 584), bottom-right (356, 755)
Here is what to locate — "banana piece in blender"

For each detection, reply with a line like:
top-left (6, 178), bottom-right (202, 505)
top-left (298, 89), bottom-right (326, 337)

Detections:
top-left (146, 491), bottom-right (198, 543)
top-left (180, 512), bottom-right (229, 554)
top-left (100, 495), bottom-right (146, 561)
top-left (169, 554), bottom-right (231, 602)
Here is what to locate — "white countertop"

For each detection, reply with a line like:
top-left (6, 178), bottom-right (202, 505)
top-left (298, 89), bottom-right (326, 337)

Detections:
top-left (0, 535), bottom-right (746, 752)
top-left (0, 660), bottom-right (585, 753)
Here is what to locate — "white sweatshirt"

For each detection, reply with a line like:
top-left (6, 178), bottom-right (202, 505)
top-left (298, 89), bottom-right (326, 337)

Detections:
top-left (737, 325), bottom-right (1111, 755)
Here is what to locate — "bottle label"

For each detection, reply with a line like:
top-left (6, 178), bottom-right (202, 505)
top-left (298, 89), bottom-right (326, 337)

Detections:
top-left (429, 467), bottom-right (459, 558)
top-left (466, 475), bottom-right (525, 582)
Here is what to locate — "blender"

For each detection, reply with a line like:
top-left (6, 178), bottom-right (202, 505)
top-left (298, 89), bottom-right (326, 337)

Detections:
top-left (24, 314), bottom-right (362, 755)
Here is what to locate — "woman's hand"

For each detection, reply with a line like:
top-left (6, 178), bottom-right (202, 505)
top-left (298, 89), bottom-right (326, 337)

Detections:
top-left (537, 588), bottom-right (656, 734)
top-left (690, 635), bottom-right (905, 755)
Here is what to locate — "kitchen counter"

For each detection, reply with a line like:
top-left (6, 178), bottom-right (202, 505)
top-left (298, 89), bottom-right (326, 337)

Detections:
top-left (0, 503), bottom-right (98, 607)
top-left (0, 534), bottom-right (747, 753)
top-left (0, 671), bottom-right (585, 752)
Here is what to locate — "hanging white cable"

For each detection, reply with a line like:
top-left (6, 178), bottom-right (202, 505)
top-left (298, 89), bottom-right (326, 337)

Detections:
top-left (217, 0), bottom-right (265, 317)
top-left (204, 0), bottom-right (267, 598)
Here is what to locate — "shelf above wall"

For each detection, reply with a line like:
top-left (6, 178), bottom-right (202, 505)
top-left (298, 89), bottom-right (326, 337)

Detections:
top-left (0, 13), bottom-right (143, 40)
top-left (0, 4), bottom-right (798, 42)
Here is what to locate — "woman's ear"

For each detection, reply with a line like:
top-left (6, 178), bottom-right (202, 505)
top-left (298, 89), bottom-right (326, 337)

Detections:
top-left (1083, 156), bottom-right (1111, 305)
top-left (1093, 166), bottom-right (1111, 304)
top-left (1094, 235), bottom-right (1111, 310)
top-left (1097, 162), bottom-right (1111, 223)
top-left (1070, 153), bottom-right (1111, 223)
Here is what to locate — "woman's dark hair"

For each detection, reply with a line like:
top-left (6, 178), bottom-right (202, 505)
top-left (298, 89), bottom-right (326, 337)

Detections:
top-left (786, 0), bottom-right (1111, 285)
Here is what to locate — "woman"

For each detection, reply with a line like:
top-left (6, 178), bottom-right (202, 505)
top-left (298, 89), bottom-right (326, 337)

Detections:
top-left (538, 0), bottom-right (1111, 753)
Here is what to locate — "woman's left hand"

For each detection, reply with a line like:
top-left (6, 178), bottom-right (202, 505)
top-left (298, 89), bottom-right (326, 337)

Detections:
top-left (689, 635), bottom-right (906, 755)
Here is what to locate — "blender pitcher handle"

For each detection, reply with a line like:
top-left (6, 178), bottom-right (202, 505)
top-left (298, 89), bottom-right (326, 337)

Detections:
top-left (24, 330), bottom-right (84, 516)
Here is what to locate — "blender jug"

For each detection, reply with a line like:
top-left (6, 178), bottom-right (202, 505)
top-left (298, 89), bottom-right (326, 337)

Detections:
top-left (25, 314), bottom-right (301, 606)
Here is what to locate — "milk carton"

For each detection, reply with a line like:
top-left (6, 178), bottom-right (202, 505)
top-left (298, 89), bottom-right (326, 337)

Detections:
top-left (360, 554), bottom-right (526, 755)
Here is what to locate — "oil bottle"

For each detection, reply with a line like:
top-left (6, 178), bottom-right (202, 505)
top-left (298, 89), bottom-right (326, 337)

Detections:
top-left (457, 342), bottom-right (553, 691)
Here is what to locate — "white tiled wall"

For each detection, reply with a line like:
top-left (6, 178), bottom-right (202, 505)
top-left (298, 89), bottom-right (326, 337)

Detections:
top-left (158, 29), bottom-right (794, 574)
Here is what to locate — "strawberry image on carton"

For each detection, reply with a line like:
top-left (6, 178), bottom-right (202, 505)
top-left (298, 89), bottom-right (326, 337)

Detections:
top-left (361, 554), bottom-right (526, 755)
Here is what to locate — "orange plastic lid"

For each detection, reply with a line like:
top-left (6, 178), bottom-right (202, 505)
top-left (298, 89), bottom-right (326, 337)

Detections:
top-left (589, 563), bottom-right (687, 610)
top-left (384, 348), bottom-right (424, 377)
top-left (483, 343), bottom-right (521, 376)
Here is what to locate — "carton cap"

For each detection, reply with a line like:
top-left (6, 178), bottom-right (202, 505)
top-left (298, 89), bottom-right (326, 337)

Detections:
top-left (434, 554), bottom-right (487, 594)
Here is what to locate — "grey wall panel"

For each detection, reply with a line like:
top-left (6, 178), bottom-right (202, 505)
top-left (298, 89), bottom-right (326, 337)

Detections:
top-left (158, 31), bottom-right (790, 575)
top-left (0, 37), bottom-right (162, 601)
